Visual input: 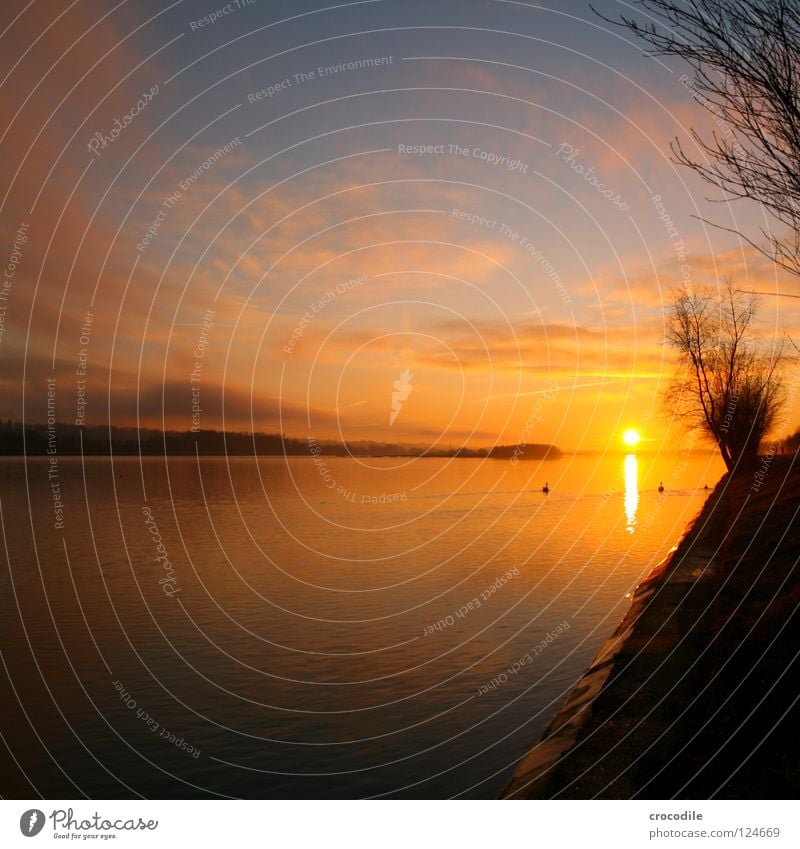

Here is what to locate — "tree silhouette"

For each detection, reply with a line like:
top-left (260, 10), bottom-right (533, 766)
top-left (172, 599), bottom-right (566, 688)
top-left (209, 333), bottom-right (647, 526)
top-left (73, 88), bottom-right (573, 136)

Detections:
top-left (666, 279), bottom-right (786, 470)
top-left (602, 0), bottom-right (800, 275)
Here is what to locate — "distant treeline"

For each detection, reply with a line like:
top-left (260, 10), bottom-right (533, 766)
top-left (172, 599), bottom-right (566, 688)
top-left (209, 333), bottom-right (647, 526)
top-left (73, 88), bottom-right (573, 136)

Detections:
top-left (0, 420), bottom-right (562, 459)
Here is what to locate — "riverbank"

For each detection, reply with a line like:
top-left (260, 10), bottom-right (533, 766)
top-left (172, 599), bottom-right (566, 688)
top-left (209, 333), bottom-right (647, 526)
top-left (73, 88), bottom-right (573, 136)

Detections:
top-left (503, 455), bottom-right (800, 799)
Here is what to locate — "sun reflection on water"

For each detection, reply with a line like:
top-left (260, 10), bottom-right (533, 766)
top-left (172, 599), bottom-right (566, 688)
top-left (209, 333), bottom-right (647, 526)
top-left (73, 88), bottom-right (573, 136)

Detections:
top-left (624, 453), bottom-right (638, 533)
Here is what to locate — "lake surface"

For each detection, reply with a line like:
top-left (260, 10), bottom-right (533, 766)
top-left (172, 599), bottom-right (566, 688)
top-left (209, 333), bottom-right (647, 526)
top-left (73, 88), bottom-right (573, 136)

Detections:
top-left (0, 452), bottom-right (724, 798)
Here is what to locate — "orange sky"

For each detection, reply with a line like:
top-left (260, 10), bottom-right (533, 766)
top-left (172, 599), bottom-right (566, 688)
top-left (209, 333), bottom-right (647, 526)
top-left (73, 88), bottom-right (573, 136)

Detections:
top-left (2, 0), bottom-right (799, 453)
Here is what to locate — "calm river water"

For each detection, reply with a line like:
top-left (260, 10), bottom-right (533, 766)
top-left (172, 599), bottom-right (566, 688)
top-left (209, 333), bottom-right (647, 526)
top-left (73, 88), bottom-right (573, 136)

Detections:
top-left (0, 452), bottom-right (724, 798)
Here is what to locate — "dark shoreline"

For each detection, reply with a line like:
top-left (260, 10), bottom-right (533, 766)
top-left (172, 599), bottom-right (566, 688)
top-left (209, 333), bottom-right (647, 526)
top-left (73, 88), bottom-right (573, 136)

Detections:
top-left (0, 421), bottom-right (559, 460)
top-left (503, 455), bottom-right (800, 799)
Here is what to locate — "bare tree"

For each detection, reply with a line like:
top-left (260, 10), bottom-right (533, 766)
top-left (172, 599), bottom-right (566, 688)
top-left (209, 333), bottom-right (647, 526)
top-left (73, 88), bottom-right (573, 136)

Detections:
top-left (666, 279), bottom-right (785, 470)
top-left (601, 0), bottom-right (800, 275)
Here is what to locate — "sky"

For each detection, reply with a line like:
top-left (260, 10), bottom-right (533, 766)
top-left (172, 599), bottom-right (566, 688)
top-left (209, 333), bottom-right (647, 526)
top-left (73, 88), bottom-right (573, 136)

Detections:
top-left (2, 0), bottom-right (799, 453)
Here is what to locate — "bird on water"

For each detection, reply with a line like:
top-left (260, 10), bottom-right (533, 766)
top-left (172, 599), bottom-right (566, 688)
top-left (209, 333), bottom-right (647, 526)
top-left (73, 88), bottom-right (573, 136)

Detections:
top-left (542, 482), bottom-right (550, 493)
top-left (658, 481), bottom-right (664, 492)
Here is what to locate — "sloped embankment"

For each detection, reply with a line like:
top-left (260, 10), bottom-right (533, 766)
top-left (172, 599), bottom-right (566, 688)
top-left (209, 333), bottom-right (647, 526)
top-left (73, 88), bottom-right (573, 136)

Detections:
top-left (503, 455), bottom-right (800, 799)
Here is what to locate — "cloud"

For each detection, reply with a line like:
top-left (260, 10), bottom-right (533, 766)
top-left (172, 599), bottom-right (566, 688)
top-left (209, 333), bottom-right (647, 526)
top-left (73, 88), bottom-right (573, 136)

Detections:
top-left (3, 3), bottom-right (798, 451)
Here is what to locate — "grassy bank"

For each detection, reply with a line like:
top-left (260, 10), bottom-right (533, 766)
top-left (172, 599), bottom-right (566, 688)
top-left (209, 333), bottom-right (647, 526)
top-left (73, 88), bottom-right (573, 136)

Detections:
top-left (504, 455), bottom-right (800, 799)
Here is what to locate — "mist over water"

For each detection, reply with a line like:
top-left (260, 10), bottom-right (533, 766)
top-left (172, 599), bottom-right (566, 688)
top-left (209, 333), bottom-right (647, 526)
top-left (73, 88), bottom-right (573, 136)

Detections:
top-left (1, 452), bottom-right (723, 798)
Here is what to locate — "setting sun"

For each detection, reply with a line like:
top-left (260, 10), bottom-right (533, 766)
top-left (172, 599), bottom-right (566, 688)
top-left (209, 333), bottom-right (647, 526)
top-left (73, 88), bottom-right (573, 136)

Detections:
top-left (622, 429), bottom-right (641, 447)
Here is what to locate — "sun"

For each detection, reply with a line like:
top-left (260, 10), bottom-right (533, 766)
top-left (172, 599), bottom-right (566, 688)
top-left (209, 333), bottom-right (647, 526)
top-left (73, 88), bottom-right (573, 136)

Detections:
top-left (622, 428), bottom-right (641, 447)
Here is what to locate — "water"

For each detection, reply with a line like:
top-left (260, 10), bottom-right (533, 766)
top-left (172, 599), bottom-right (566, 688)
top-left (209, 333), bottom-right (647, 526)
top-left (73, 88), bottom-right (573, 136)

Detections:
top-left (0, 452), bottom-right (724, 798)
